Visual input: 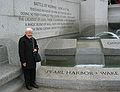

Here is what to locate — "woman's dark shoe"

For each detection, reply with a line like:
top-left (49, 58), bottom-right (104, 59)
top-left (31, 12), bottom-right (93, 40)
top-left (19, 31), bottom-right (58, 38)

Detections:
top-left (26, 85), bottom-right (32, 90)
top-left (31, 83), bottom-right (39, 88)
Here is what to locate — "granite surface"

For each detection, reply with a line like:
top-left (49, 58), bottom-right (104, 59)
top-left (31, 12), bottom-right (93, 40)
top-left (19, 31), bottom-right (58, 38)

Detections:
top-left (44, 39), bottom-right (76, 66)
top-left (0, 39), bottom-right (20, 65)
top-left (36, 66), bottom-right (120, 90)
top-left (0, 77), bottom-right (23, 92)
top-left (76, 40), bottom-right (104, 65)
top-left (0, 63), bottom-right (21, 86)
top-left (0, 0), bottom-right (79, 39)
top-left (0, 45), bottom-right (8, 64)
top-left (45, 39), bottom-right (77, 55)
top-left (101, 39), bottom-right (120, 65)
top-left (18, 86), bottom-right (120, 92)
top-left (101, 39), bottom-right (120, 55)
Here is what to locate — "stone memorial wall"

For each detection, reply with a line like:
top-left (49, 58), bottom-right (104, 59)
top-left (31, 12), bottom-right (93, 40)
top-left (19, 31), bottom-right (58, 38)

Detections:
top-left (0, 0), bottom-right (80, 39)
top-left (0, 0), bottom-right (80, 64)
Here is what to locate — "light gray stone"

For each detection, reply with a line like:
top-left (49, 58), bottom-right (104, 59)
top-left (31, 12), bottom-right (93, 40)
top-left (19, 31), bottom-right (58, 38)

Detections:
top-left (101, 39), bottom-right (120, 65)
top-left (0, 16), bottom-right (8, 38)
top-left (0, 39), bottom-right (20, 65)
top-left (101, 39), bottom-right (120, 55)
top-left (0, 0), bottom-right (80, 40)
top-left (0, 45), bottom-right (8, 64)
top-left (0, 77), bottom-right (24, 92)
top-left (80, 0), bottom-right (108, 36)
top-left (75, 52), bottom-right (104, 65)
top-left (76, 40), bottom-right (104, 65)
top-left (63, 0), bottom-right (80, 3)
top-left (36, 66), bottom-right (120, 90)
top-left (45, 39), bottom-right (76, 55)
top-left (108, 4), bottom-right (120, 23)
top-left (18, 86), bottom-right (120, 92)
top-left (80, 25), bottom-right (95, 36)
top-left (44, 39), bottom-right (76, 66)
top-left (0, 63), bottom-right (21, 87)
top-left (13, 0), bottom-right (79, 38)
top-left (0, 0), bottom-right (14, 15)
top-left (36, 33), bottom-right (78, 61)
top-left (38, 79), bottom-right (120, 90)
top-left (45, 56), bottom-right (75, 67)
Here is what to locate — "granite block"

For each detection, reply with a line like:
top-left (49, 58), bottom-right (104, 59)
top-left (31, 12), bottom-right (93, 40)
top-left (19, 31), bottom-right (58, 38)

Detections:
top-left (0, 77), bottom-right (24, 92)
top-left (75, 54), bottom-right (104, 65)
top-left (0, 45), bottom-right (8, 64)
top-left (36, 66), bottom-right (120, 90)
top-left (0, 38), bottom-right (20, 65)
top-left (45, 39), bottom-right (77, 55)
top-left (105, 55), bottom-right (120, 65)
top-left (37, 78), bottom-right (120, 90)
top-left (101, 39), bottom-right (120, 55)
top-left (45, 56), bottom-right (75, 67)
top-left (75, 48), bottom-right (104, 65)
top-left (0, 63), bottom-right (21, 86)
top-left (45, 48), bottom-right (76, 56)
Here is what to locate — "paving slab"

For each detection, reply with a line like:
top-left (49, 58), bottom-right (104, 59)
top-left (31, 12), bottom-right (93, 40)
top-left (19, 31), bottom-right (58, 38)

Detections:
top-left (18, 86), bottom-right (120, 92)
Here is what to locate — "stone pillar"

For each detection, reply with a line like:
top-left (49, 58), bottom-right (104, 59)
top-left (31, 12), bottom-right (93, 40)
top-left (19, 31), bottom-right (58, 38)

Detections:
top-left (80, 0), bottom-right (108, 37)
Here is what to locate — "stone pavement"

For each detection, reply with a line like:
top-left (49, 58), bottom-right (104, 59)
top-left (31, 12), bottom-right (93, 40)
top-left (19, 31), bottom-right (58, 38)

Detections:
top-left (18, 86), bottom-right (120, 92)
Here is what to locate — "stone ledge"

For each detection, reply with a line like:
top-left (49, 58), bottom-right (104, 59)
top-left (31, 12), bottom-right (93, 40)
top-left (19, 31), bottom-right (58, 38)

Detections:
top-left (75, 48), bottom-right (104, 65)
top-left (0, 77), bottom-right (23, 92)
top-left (36, 66), bottom-right (120, 90)
top-left (0, 63), bottom-right (21, 86)
top-left (45, 48), bottom-right (76, 56)
top-left (76, 48), bottom-right (103, 54)
top-left (37, 78), bottom-right (120, 90)
top-left (45, 39), bottom-right (76, 55)
top-left (103, 49), bottom-right (120, 55)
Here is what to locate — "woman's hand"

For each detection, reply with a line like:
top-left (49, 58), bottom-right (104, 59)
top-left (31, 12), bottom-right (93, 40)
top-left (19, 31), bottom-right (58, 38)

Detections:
top-left (23, 63), bottom-right (26, 67)
top-left (33, 49), bottom-right (37, 52)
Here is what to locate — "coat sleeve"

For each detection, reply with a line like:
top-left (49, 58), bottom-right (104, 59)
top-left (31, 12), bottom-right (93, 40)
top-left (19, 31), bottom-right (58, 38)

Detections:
top-left (18, 38), bottom-right (26, 63)
top-left (34, 38), bottom-right (39, 51)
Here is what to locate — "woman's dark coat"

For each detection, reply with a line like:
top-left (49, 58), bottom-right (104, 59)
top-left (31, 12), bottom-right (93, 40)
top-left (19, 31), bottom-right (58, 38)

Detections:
top-left (18, 35), bottom-right (38, 69)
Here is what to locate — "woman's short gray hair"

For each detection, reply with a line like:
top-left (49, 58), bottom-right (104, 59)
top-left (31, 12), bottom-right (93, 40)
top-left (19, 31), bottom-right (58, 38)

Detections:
top-left (26, 27), bottom-right (33, 32)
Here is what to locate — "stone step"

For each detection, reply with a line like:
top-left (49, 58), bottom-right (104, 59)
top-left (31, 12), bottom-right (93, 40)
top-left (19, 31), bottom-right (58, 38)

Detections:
top-left (0, 61), bottom-right (40, 92)
top-left (37, 79), bottom-right (120, 91)
top-left (36, 66), bottom-right (120, 90)
top-left (17, 86), bottom-right (120, 92)
top-left (0, 63), bottom-right (21, 87)
top-left (0, 77), bottom-right (23, 92)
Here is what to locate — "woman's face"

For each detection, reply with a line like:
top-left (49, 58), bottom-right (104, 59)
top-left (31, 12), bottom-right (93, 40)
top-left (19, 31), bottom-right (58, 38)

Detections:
top-left (25, 31), bottom-right (33, 39)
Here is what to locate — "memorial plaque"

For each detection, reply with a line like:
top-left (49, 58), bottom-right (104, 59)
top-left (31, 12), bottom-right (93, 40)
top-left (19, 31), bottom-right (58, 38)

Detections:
top-left (36, 66), bottom-right (120, 90)
top-left (0, 0), bottom-right (80, 39)
top-left (101, 39), bottom-right (120, 65)
top-left (101, 39), bottom-right (120, 55)
top-left (0, 0), bottom-right (80, 65)
top-left (101, 39), bottom-right (120, 49)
